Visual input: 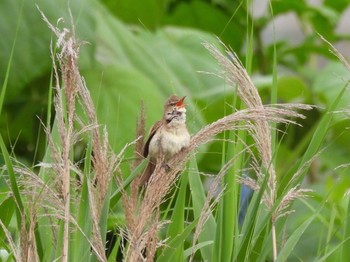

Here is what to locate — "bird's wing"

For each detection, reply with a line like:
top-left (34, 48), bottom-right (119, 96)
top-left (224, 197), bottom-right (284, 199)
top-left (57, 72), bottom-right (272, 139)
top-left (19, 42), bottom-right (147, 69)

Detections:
top-left (143, 119), bottom-right (163, 158)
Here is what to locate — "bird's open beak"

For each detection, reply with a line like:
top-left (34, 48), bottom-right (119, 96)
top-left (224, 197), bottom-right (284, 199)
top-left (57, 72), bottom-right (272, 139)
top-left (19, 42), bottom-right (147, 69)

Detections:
top-left (175, 96), bottom-right (186, 108)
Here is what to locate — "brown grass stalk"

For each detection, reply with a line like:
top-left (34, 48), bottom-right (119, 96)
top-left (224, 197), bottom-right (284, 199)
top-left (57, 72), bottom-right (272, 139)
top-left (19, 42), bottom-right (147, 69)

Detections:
top-left (0, 219), bottom-right (21, 261)
top-left (19, 201), bottom-right (39, 262)
top-left (318, 33), bottom-right (350, 73)
top-left (16, 164), bottom-right (108, 261)
top-left (37, 7), bottom-right (125, 261)
top-left (41, 10), bottom-right (78, 260)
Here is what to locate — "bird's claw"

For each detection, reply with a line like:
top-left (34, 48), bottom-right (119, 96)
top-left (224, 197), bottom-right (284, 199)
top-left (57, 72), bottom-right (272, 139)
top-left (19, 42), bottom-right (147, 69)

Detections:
top-left (162, 162), bottom-right (170, 172)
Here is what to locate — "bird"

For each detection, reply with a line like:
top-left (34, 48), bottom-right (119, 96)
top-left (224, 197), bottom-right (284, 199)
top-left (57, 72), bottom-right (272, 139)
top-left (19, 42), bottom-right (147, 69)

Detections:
top-left (140, 95), bottom-right (190, 186)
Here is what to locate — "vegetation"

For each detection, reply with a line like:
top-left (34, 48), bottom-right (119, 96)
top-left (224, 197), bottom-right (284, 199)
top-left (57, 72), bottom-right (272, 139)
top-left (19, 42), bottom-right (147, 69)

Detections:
top-left (1, 0), bottom-right (350, 261)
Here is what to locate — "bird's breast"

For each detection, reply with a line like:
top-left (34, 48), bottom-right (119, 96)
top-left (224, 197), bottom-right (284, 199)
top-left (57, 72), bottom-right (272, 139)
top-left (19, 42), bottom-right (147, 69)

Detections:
top-left (148, 124), bottom-right (190, 160)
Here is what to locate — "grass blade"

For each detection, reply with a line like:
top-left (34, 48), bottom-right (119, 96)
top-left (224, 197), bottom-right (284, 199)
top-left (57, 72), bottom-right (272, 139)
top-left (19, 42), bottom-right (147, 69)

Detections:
top-left (163, 171), bottom-right (188, 261)
top-left (0, 197), bottom-right (15, 241)
top-left (280, 84), bottom-right (348, 192)
top-left (214, 130), bottom-right (242, 261)
top-left (71, 144), bottom-right (93, 261)
top-left (0, 0), bottom-right (23, 118)
top-left (276, 203), bottom-right (321, 262)
top-left (158, 217), bottom-right (199, 262)
top-left (0, 135), bottom-right (24, 224)
top-left (341, 197), bottom-right (350, 261)
top-left (188, 157), bottom-right (216, 260)
top-left (109, 160), bottom-right (146, 209)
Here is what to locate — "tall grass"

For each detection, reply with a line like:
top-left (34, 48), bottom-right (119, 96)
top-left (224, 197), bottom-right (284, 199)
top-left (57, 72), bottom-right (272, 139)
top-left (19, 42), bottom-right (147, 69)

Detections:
top-left (1, 6), bottom-right (350, 262)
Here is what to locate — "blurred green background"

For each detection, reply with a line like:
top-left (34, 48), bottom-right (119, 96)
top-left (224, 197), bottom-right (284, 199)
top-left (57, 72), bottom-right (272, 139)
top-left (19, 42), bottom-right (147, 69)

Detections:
top-left (1, 0), bottom-right (350, 260)
top-left (2, 0), bottom-right (350, 168)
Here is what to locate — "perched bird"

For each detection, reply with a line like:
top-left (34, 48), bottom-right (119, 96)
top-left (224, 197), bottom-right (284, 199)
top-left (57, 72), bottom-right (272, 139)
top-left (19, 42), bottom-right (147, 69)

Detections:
top-left (140, 95), bottom-right (190, 185)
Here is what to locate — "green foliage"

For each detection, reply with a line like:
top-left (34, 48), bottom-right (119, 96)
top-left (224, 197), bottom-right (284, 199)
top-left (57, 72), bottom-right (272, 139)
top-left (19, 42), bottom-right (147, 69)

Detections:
top-left (1, 0), bottom-right (350, 261)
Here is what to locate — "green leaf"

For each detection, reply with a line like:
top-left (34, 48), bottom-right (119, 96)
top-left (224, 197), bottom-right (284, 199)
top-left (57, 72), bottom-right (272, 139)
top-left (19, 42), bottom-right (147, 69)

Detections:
top-left (109, 160), bottom-right (146, 210)
top-left (157, 217), bottom-right (199, 262)
top-left (163, 172), bottom-right (188, 261)
top-left (0, 0), bottom-right (22, 118)
top-left (0, 0), bottom-right (94, 100)
top-left (271, 0), bottom-right (307, 15)
top-left (279, 82), bottom-right (348, 192)
top-left (213, 130), bottom-right (241, 261)
top-left (188, 157), bottom-right (216, 260)
top-left (0, 197), bottom-right (16, 241)
top-left (277, 76), bottom-right (310, 102)
top-left (184, 241), bottom-right (213, 260)
top-left (71, 141), bottom-right (93, 261)
top-left (341, 198), bottom-right (350, 261)
top-left (107, 237), bottom-right (121, 262)
top-left (324, 0), bottom-right (350, 12)
top-left (313, 62), bottom-right (350, 115)
top-left (100, 0), bottom-right (164, 29)
top-left (235, 180), bottom-right (270, 261)
top-left (163, 0), bottom-right (244, 51)
top-left (0, 135), bottom-right (23, 225)
top-left (276, 212), bottom-right (317, 262)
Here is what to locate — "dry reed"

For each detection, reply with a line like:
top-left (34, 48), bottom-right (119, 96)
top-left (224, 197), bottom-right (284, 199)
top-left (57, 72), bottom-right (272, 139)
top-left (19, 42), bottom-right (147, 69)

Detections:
top-left (15, 7), bottom-right (131, 261)
top-left (40, 11), bottom-right (112, 260)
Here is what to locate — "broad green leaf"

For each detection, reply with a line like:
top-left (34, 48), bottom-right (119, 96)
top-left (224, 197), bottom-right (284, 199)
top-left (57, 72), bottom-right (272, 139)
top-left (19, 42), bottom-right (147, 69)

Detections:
top-left (271, 0), bottom-right (307, 15)
top-left (0, 0), bottom-right (94, 100)
top-left (325, 0), bottom-right (350, 12)
top-left (277, 76), bottom-right (310, 102)
top-left (163, 0), bottom-right (244, 51)
top-left (101, 0), bottom-right (164, 29)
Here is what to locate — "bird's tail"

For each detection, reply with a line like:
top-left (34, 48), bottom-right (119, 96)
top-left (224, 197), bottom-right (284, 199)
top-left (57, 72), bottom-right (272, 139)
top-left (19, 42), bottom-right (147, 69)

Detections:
top-left (140, 161), bottom-right (156, 186)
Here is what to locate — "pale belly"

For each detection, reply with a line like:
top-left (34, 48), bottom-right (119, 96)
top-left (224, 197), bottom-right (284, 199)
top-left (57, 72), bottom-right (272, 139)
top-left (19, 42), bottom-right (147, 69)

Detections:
top-left (148, 125), bottom-right (190, 160)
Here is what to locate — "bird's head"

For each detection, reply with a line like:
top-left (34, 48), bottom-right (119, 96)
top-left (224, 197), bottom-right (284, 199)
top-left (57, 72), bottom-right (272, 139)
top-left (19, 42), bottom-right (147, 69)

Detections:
top-left (164, 95), bottom-right (187, 124)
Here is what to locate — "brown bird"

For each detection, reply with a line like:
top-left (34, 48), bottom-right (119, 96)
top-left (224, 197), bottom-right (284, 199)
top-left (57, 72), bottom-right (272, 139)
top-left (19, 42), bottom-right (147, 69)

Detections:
top-left (140, 95), bottom-right (190, 185)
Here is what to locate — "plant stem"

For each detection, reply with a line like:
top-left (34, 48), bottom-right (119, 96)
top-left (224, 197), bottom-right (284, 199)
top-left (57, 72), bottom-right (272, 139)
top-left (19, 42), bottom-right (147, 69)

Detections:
top-left (271, 219), bottom-right (277, 261)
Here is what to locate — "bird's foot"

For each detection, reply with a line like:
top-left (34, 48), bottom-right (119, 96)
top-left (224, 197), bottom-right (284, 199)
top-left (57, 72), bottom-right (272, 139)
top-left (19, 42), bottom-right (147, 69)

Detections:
top-left (161, 162), bottom-right (170, 172)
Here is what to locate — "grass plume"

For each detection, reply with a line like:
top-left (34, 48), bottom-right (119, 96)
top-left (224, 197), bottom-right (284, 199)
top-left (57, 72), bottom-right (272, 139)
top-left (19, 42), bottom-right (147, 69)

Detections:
top-left (204, 41), bottom-right (313, 260)
top-left (16, 7), bottom-right (132, 261)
